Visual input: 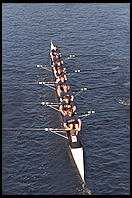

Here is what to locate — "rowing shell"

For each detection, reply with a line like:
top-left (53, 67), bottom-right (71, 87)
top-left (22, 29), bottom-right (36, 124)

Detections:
top-left (50, 41), bottom-right (85, 183)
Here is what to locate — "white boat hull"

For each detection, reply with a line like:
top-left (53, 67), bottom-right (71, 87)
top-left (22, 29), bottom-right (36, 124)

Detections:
top-left (70, 147), bottom-right (85, 183)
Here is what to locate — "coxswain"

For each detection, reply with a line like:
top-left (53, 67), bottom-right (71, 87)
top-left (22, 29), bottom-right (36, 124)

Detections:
top-left (50, 45), bottom-right (61, 62)
top-left (50, 45), bottom-right (58, 56)
top-left (60, 84), bottom-right (74, 102)
top-left (59, 95), bottom-right (77, 116)
top-left (63, 109), bottom-right (82, 136)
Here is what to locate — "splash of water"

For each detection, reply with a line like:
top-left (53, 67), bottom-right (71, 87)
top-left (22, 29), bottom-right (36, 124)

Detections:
top-left (115, 97), bottom-right (130, 106)
top-left (74, 182), bottom-right (92, 195)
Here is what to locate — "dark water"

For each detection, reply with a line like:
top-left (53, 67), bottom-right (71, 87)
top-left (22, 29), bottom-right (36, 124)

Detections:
top-left (2, 3), bottom-right (130, 195)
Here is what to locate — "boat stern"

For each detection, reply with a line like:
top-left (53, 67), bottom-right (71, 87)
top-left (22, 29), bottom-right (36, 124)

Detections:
top-left (70, 147), bottom-right (85, 183)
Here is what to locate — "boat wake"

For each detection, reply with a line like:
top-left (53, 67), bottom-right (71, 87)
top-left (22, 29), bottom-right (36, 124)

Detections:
top-left (114, 97), bottom-right (130, 106)
top-left (122, 81), bottom-right (130, 90)
top-left (74, 183), bottom-right (92, 195)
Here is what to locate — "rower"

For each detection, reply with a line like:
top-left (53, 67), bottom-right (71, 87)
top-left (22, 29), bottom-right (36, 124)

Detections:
top-left (52, 53), bottom-right (63, 63)
top-left (56, 76), bottom-right (70, 96)
top-left (59, 95), bottom-right (77, 116)
top-left (63, 109), bottom-right (82, 136)
top-left (60, 84), bottom-right (74, 102)
top-left (53, 59), bottom-right (66, 76)
top-left (55, 68), bottom-right (67, 82)
top-left (54, 59), bottom-right (65, 70)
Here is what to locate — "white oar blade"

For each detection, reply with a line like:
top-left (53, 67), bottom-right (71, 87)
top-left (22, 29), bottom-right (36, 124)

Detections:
top-left (70, 147), bottom-right (85, 183)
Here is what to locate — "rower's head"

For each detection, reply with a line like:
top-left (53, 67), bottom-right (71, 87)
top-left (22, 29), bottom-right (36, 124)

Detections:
top-left (67, 109), bottom-right (73, 116)
top-left (56, 60), bottom-right (61, 66)
top-left (57, 67), bottom-right (62, 73)
top-left (60, 76), bottom-right (65, 82)
top-left (63, 84), bottom-right (69, 92)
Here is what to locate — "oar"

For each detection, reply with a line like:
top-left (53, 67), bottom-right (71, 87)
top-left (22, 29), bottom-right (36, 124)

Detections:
top-left (79, 107), bottom-right (129, 116)
top-left (73, 84), bottom-right (118, 96)
top-left (36, 64), bottom-right (52, 72)
top-left (79, 110), bottom-right (96, 118)
top-left (78, 107), bottom-right (129, 121)
top-left (3, 52), bottom-right (114, 68)
top-left (3, 101), bottom-right (60, 112)
top-left (2, 79), bottom-right (56, 91)
top-left (2, 127), bottom-right (66, 131)
top-left (3, 101), bottom-right (60, 105)
top-left (63, 54), bottom-right (106, 58)
top-left (2, 81), bottom-right (56, 90)
top-left (63, 52), bottom-right (115, 59)
top-left (49, 130), bottom-right (68, 139)
top-left (3, 82), bottom-right (119, 95)
top-left (36, 66), bottom-right (120, 76)
top-left (44, 128), bottom-right (66, 131)
top-left (2, 81), bottom-right (56, 86)
top-left (2, 127), bottom-right (68, 139)
top-left (67, 66), bottom-right (120, 74)
top-left (2, 84), bottom-right (119, 103)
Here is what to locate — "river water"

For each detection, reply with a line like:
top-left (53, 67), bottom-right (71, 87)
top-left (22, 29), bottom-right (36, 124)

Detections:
top-left (2, 3), bottom-right (130, 195)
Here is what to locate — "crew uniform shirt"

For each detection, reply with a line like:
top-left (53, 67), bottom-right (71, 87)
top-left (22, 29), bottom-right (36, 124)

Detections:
top-left (57, 80), bottom-right (69, 91)
top-left (54, 62), bottom-right (64, 70)
top-left (63, 113), bottom-right (79, 126)
top-left (56, 71), bottom-right (66, 78)
top-left (61, 100), bottom-right (75, 111)
top-left (60, 89), bottom-right (73, 101)
top-left (52, 56), bottom-right (59, 63)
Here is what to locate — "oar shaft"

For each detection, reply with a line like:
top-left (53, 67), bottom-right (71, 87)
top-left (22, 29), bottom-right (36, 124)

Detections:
top-left (63, 54), bottom-right (106, 58)
top-left (3, 128), bottom-right (45, 131)
top-left (2, 81), bottom-right (56, 86)
top-left (73, 84), bottom-right (117, 92)
top-left (37, 64), bottom-right (52, 72)
top-left (2, 127), bottom-right (66, 131)
top-left (3, 101), bottom-right (60, 105)
top-left (79, 108), bottom-right (129, 115)
top-left (68, 66), bottom-right (119, 73)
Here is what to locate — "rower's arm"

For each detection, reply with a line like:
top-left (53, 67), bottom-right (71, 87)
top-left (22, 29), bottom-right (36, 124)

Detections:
top-left (77, 118), bottom-right (82, 131)
top-left (59, 105), bottom-right (66, 116)
top-left (70, 95), bottom-right (74, 101)
top-left (53, 68), bottom-right (57, 77)
top-left (63, 68), bottom-right (66, 73)
top-left (57, 86), bottom-right (61, 97)
top-left (63, 123), bottom-right (72, 131)
top-left (60, 97), bottom-right (63, 102)
top-left (64, 75), bottom-right (67, 81)
top-left (73, 105), bottom-right (77, 112)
